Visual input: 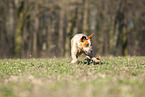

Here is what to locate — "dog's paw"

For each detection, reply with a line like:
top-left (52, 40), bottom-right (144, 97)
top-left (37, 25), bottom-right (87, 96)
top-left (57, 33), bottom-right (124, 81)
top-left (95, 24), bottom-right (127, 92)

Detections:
top-left (92, 57), bottom-right (100, 63)
top-left (92, 57), bottom-right (104, 64)
top-left (71, 59), bottom-right (79, 64)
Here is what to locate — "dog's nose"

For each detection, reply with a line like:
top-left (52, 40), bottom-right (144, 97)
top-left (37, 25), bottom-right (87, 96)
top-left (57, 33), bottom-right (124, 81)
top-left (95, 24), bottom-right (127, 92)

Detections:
top-left (90, 50), bottom-right (93, 54)
top-left (91, 50), bottom-right (93, 53)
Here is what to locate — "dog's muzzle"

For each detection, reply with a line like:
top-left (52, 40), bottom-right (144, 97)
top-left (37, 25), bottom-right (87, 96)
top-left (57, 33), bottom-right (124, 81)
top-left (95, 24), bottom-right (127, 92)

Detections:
top-left (84, 49), bottom-right (93, 56)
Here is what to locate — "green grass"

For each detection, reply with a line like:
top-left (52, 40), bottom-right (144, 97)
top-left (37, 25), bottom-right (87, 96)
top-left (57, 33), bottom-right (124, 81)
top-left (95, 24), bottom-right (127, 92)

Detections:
top-left (0, 57), bottom-right (145, 97)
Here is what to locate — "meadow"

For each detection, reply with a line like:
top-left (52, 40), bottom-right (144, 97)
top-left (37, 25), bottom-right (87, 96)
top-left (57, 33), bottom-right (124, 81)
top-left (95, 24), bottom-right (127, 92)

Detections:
top-left (0, 57), bottom-right (145, 97)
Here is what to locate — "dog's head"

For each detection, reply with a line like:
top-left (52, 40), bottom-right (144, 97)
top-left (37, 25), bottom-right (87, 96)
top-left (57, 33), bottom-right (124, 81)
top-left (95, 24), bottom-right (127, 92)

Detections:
top-left (80, 33), bottom-right (94, 56)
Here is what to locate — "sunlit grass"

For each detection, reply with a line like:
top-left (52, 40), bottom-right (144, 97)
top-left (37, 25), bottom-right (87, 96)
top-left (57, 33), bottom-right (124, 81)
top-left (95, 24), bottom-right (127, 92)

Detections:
top-left (0, 57), bottom-right (145, 97)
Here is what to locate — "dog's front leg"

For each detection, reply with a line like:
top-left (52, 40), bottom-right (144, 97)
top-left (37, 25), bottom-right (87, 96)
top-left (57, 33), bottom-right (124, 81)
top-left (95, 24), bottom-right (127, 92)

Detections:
top-left (71, 47), bottom-right (79, 63)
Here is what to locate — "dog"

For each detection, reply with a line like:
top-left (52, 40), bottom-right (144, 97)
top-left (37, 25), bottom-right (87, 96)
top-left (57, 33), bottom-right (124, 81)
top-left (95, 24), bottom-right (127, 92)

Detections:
top-left (71, 33), bottom-right (100, 63)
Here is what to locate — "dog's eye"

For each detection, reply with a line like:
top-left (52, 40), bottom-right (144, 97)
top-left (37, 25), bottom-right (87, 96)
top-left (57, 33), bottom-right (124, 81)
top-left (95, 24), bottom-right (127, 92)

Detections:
top-left (86, 44), bottom-right (89, 47)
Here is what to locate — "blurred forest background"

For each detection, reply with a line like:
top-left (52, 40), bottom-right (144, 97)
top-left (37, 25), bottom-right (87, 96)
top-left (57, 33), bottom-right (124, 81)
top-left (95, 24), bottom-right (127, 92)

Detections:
top-left (0, 0), bottom-right (145, 58)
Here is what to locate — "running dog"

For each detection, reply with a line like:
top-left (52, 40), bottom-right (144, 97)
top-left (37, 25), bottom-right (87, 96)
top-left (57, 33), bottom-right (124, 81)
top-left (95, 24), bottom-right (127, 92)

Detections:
top-left (71, 33), bottom-right (101, 63)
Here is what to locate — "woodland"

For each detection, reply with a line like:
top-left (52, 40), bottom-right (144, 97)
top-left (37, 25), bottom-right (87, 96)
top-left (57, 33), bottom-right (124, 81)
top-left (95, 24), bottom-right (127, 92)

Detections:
top-left (0, 0), bottom-right (145, 58)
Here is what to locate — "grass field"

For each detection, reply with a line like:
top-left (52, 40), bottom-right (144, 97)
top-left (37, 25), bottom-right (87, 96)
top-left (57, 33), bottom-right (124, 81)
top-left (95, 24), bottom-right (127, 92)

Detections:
top-left (0, 57), bottom-right (145, 97)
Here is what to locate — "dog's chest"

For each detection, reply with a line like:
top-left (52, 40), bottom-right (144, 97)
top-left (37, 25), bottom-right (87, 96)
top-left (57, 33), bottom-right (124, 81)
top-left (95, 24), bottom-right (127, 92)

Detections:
top-left (76, 48), bottom-right (84, 56)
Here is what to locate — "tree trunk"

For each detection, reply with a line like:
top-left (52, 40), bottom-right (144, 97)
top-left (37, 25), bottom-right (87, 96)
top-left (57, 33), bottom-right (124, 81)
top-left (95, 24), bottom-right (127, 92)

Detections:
top-left (58, 9), bottom-right (65, 57)
top-left (33, 18), bottom-right (38, 58)
top-left (14, 23), bottom-right (23, 57)
top-left (82, 0), bottom-right (88, 33)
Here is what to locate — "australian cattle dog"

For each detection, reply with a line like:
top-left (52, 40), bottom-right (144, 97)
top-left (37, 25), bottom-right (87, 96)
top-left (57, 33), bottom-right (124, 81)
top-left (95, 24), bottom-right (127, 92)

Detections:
top-left (71, 33), bottom-right (101, 63)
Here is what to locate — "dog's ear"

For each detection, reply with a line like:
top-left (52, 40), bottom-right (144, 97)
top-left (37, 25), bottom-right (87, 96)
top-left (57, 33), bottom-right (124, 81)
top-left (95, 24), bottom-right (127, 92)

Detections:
top-left (87, 33), bottom-right (94, 39)
top-left (80, 36), bottom-right (87, 42)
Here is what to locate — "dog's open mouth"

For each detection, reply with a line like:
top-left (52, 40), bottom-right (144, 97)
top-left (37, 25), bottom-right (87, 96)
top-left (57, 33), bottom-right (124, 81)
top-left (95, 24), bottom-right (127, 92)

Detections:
top-left (82, 48), bottom-right (93, 56)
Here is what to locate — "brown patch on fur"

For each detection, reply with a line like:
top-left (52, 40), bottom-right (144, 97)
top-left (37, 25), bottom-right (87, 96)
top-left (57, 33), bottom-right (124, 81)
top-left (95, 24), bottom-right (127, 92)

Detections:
top-left (80, 37), bottom-right (90, 48)
top-left (80, 36), bottom-right (87, 42)
top-left (92, 57), bottom-right (101, 63)
top-left (80, 36), bottom-right (89, 48)
top-left (82, 40), bottom-right (89, 47)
